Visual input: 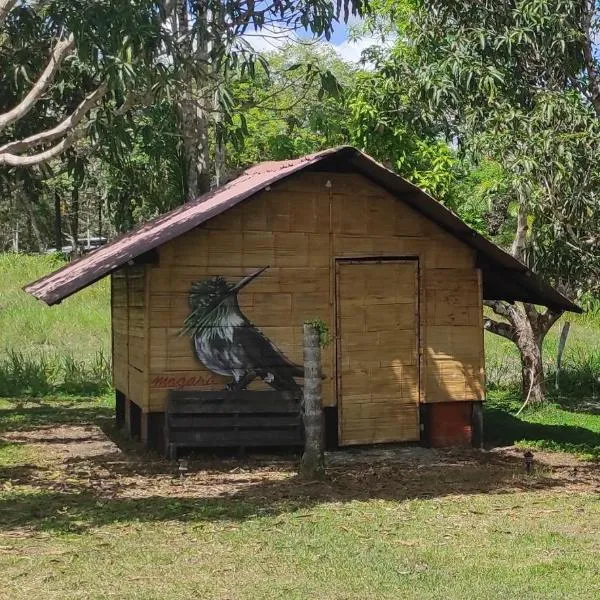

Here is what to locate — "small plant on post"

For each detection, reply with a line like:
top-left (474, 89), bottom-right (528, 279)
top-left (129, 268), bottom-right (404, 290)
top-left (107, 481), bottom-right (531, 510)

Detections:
top-left (300, 319), bottom-right (328, 479)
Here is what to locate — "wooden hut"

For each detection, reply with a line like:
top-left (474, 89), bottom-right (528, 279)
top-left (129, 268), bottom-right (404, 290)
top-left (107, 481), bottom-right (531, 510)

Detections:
top-left (25, 147), bottom-right (580, 453)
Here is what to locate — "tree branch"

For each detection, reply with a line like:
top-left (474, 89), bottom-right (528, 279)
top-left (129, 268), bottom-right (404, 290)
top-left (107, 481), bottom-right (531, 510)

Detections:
top-left (582, 0), bottom-right (600, 117)
top-left (0, 0), bottom-right (16, 27)
top-left (539, 307), bottom-right (564, 336)
top-left (483, 316), bottom-right (516, 341)
top-left (0, 34), bottom-right (76, 133)
top-left (522, 301), bottom-right (541, 329)
top-left (0, 124), bottom-right (90, 167)
top-left (0, 82), bottom-right (109, 155)
top-left (483, 299), bottom-right (513, 320)
top-left (0, 88), bottom-right (151, 168)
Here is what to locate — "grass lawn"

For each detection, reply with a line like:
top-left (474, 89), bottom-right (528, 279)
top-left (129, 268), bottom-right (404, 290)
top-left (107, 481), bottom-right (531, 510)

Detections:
top-left (485, 391), bottom-right (600, 460)
top-left (1, 396), bottom-right (599, 600)
top-left (0, 253), bottom-right (110, 360)
top-left (0, 253), bottom-right (110, 396)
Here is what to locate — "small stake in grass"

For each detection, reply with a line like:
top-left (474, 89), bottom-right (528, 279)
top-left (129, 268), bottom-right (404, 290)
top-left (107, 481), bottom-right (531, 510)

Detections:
top-left (523, 451), bottom-right (534, 474)
top-left (300, 322), bottom-right (325, 479)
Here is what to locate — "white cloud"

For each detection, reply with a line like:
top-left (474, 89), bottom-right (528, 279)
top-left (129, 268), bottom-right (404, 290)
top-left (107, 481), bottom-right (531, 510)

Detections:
top-left (331, 36), bottom-right (381, 64)
top-left (242, 25), bottom-right (296, 53)
top-left (241, 19), bottom-right (392, 66)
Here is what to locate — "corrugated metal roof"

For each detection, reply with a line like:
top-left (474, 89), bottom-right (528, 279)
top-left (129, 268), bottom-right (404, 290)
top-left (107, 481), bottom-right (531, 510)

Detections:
top-left (24, 146), bottom-right (581, 312)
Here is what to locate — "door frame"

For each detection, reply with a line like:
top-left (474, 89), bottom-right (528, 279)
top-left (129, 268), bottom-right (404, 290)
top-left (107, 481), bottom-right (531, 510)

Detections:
top-left (334, 256), bottom-right (421, 445)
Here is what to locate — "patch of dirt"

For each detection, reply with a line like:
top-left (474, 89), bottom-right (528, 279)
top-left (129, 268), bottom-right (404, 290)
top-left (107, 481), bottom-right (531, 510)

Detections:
top-left (2, 424), bottom-right (599, 521)
top-left (2, 425), bottom-right (119, 460)
top-left (487, 445), bottom-right (587, 468)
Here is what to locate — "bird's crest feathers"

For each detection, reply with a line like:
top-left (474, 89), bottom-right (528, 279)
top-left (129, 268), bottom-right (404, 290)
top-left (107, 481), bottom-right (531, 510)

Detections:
top-left (182, 276), bottom-right (235, 337)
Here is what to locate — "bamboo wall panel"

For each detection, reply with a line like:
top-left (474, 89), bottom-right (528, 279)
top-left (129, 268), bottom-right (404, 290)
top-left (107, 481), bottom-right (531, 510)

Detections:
top-left (143, 170), bottom-right (484, 413)
top-left (111, 265), bottom-right (148, 408)
top-left (128, 365), bottom-right (145, 406)
top-left (111, 272), bottom-right (128, 395)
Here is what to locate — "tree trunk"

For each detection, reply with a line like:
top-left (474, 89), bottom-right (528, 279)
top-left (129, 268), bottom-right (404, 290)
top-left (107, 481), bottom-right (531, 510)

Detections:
top-left (21, 186), bottom-right (43, 252)
top-left (484, 193), bottom-right (563, 407)
top-left (176, 0), bottom-right (212, 201)
top-left (180, 97), bottom-right (211, 200)
top-left (54, 190), bottom-right (62, 251)
top-left (114, 190), bottom-right (133, 233)
top-left (300, 323), bottom-right (325, 479)
top-left (515, 328), bottom-right (544, 405)
top-left (511, 203), bottom-right (529, 262)
top-left (97, 196), bottom-right (102, 241)
top-left (13, 219), bottom-right (19, 252)
top-left (484, 300), bottom-right (562, 407)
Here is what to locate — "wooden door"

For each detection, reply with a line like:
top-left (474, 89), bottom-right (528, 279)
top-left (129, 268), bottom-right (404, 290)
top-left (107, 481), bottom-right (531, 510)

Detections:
top-left (336, 259), bottom-right (420, 445)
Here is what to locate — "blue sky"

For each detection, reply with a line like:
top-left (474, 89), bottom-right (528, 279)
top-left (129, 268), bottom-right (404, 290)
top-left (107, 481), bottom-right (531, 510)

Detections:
top-left (243, 14), bottom-right (373, 63)
top-left (328, 14), bottom-right (359, 45)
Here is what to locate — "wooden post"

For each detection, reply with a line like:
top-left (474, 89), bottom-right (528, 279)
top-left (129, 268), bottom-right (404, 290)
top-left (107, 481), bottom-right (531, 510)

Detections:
top-left (300, 323), bottom-right (325, 478)
top-left (555, 321), bottom-right (570, 390)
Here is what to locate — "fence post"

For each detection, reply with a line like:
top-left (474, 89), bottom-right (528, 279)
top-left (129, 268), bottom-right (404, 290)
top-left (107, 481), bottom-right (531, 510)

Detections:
top-left (300, 323), bottom-right (325, 478)
top-left (555, 321), bottom-right (571, 391)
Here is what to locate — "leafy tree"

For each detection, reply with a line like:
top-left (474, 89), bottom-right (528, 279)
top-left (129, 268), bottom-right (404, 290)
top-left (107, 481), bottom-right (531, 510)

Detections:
top-left (0, 0), bottom-right (170, 168)
top-left (224, 43), bottom-right (355, 170)
top-left (0, 1), bottom-right (369, 189)
top-left (402, 0), bottom-right (600, 403)
top-left (228, 38), bottom-right (470, 213)
top-left (343, 23), bottom-right (473, 207)
top-left (0, 0), bottom-right (370, 247)
top-left (97, 102), bottom-right (186, 232)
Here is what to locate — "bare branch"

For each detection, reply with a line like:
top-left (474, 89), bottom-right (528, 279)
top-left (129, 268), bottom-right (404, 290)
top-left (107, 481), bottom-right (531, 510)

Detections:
top-left (483, 317), bottom-right (516, 341)
top-left (539, 307), bottom-right (564, 336)
top-left (0, 34), bottom-right (76, 133)
top-left (0, 89), bottom-right (151, 168)
top-left (483, 299), bottom-right (513, 320)
top-left (0, 0), bottom-right (16, 27)
top-left (0, 82), bottom-right (109, 155)
top-left (0, 124), bottom-right (89, 167)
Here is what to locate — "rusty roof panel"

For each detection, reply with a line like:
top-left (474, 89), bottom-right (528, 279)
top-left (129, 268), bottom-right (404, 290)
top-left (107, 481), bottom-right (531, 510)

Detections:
top-left (24, 146), bottom-right (581, 313)
top-left (24, 148), bottom-right (341, 305)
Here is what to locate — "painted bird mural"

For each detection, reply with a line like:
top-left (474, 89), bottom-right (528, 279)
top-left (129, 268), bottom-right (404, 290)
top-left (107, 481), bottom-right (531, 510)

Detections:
top-left (182, 266), bottom-right (304, 392)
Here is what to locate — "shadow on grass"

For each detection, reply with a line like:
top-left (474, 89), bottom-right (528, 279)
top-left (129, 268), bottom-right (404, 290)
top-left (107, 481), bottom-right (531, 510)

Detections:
top-left (484, 406), bottom-right (600, 457)
top-left (0, 395), bottom-right (598, 535)
top-left (0, 399), bottom-right (113, 433)
top-left (0, 444), bottom-right (591, 535)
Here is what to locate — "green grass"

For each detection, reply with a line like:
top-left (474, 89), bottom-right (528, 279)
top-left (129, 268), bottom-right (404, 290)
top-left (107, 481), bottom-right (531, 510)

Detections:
top-left (485, 309), bottom-right (600, 391)
top-left (484, 308), bottom-right (600, 458)
top-left (0, 253), bottom-right (111, 395)
top-left (0, 395), bottom-right (114, 433)
top-left (1, 494), bottom-right (599, 599)
top-left (485, 390), bottom-right (600, 459)
top-left (0, 395), bottom-right (114, 468)
top-left (1, 397), bottom-right (599, 599)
